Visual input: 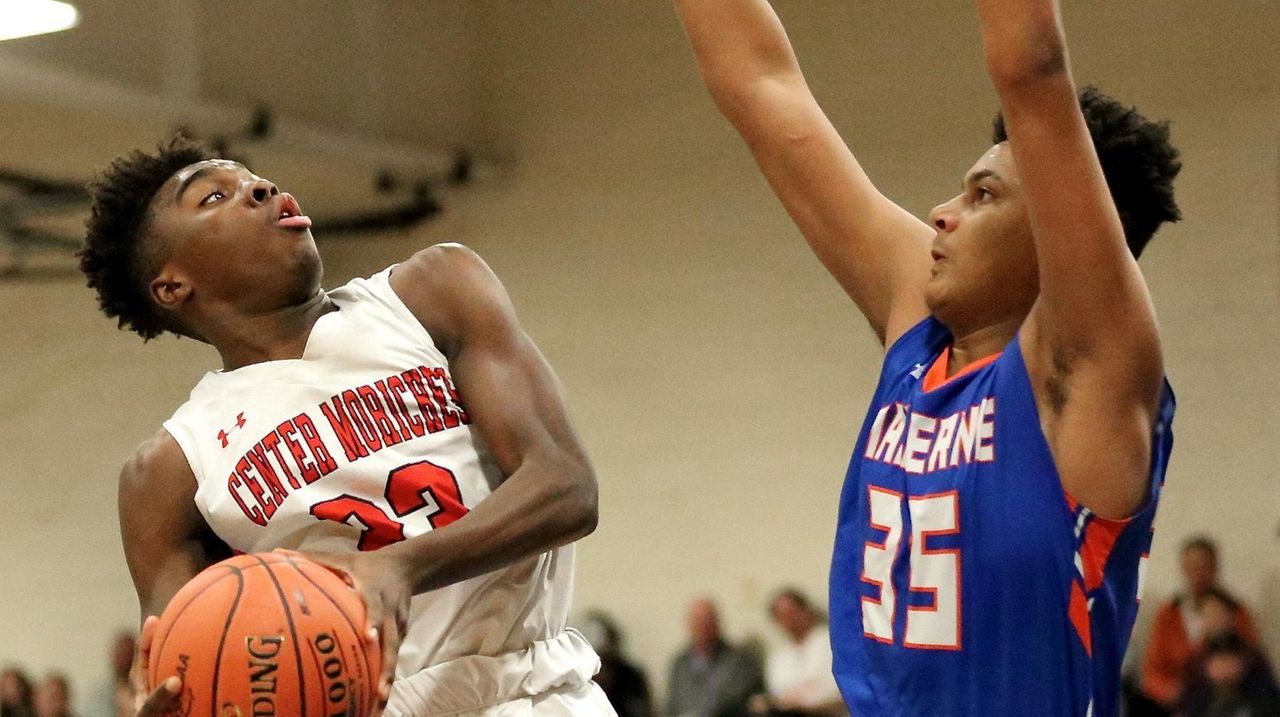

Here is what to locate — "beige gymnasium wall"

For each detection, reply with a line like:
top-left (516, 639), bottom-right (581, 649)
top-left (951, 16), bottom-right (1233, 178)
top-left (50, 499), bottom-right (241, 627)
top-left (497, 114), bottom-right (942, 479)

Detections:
top-left (1, 0), bottom-right (1277, 704)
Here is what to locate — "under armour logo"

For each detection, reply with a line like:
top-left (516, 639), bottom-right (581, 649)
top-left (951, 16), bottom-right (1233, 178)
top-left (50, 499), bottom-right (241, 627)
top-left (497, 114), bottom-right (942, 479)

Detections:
top-left (217, 412), bottom-right (247, 448)
top-left (910, 363), bottom-right (927, 379)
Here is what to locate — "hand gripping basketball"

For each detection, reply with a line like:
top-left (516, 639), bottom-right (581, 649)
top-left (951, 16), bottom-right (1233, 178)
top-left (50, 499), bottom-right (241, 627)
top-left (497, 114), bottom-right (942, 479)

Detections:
top-left (145, 553), bottom-right (386, 717)
top-left (131, 615), bottom-right (180, 717)
top-left (275, 548), bottom-right (412, 714)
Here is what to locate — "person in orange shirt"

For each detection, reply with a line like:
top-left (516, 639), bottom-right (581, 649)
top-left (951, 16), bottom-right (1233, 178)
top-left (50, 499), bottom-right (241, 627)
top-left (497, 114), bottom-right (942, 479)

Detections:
top-left (1141, 536), bottom-right (1260, 710)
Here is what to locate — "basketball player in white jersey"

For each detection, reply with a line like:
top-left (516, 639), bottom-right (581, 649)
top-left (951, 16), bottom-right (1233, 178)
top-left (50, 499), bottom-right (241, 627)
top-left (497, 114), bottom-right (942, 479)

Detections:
top-left (79, 139), bottom-right (616, 716)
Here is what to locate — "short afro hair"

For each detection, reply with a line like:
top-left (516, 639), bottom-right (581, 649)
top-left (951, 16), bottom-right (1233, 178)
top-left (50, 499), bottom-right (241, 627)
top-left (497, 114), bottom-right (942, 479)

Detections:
top-left (80, 135), bottom-right (214, 340)
top-left (993, 86), bottom-right (1181, 259)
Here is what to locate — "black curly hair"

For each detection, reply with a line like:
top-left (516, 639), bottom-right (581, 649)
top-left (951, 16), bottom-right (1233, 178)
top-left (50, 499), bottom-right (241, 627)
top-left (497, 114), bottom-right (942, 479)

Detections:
top-left (79, 135), bottom-right (215, 340)
top-left (993, 86), bottom-right (1182, 259)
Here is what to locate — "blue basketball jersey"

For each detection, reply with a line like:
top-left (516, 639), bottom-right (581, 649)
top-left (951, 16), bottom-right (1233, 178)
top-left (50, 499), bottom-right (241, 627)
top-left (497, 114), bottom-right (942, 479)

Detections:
top-left (829, 317), bottom-right (1174, 716)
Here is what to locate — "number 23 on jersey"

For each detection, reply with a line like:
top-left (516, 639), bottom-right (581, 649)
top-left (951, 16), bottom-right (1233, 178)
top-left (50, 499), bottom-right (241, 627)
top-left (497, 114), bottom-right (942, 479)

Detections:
top-left (310, 459), bottom-right (470, 551)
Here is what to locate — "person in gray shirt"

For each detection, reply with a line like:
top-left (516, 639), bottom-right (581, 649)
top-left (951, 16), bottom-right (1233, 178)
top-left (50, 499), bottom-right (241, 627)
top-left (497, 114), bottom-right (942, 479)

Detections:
top-left (668, 598), bottom-right (763, 717)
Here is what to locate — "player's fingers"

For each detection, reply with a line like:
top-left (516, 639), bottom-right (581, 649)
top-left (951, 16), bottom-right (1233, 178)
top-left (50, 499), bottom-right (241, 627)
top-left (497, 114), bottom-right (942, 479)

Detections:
top-left (377, 606), bottom-right (402, 703)
top-left (138, 615), bottom-right (159, 670)
top-left (136, 676), bottom-right (181, 717)
top-left (132, 615), bottom-right (161, 702)
top-left (283, 549), bottom-right (358, 590)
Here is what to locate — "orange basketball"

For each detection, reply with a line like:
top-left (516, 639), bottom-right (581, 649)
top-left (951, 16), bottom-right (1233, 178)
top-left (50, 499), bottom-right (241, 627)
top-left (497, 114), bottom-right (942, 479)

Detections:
top-left (148, 552), bottom-right (381, 717)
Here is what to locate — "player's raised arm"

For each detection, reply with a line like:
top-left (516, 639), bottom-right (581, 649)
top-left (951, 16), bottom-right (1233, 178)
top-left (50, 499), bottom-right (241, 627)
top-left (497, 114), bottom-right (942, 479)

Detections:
top-left (673, 0), bottom-right (933, 347)
top-left (977, 0), bottom-right (1167, 517)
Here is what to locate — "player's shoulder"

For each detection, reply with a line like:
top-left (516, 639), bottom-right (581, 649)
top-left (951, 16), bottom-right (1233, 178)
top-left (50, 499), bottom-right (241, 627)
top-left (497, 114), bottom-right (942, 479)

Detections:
top-left (395, 243), bottom-right (495, 289)
top-left (883, 315), bottom-right (950, 368)
top-left (120, 428), bottom-right (196, 501)
top-left (391, 243), bottom-right (515, 350)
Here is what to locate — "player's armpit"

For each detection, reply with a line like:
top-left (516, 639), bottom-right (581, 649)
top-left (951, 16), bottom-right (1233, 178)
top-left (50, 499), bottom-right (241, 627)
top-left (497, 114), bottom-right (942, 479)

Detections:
top-left (384, 244), bottom-right (598, 594)
top-left (674, 0), bottom-right (933, 347)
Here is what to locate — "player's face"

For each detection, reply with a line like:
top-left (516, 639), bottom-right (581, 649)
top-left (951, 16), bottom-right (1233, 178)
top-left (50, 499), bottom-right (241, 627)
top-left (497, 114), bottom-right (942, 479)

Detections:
top-left (924, 143), bottom-right (1039, 333)
top-left (147, 159), bottom-right (323, 318)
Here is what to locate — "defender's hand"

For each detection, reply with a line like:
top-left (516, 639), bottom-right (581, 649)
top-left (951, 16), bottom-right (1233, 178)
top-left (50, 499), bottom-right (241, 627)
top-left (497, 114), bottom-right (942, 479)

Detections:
top-left (133, 615), bottom-right (181, 716)
top-left (279, 549), bottom-right (412, 715)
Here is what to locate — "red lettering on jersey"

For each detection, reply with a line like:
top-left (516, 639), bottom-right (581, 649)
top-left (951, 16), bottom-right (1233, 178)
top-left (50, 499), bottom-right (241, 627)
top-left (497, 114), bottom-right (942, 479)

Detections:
top-left (246, 442), bottom-right (296, 493)
top-left (278, 419), bottom-right (320, 485)
top-left (423, 366), bottom-right (461, 428)
top-left (341, 389), bottom-right (383, 451)
top-left (386, 375), bottom-right (426, 437)
top-left (320, 399), bottom-right (370, 462)
top-left (358, 385), bottom-right (403, 447)
top-left (227, 471), bottom-right (267, 526)
top-left (239, 454), bottom-right (286, 509)
top-left (402, 369), bottom-right (445, 433)
top-left (294, 414), bottom-right (338, 475)
top-left (433, 367), bottom-right (471, 425)
top-left (259, 431), bottom-right (301, 488)
top-left (375, 379), bottom-right (414, 442)
top-left (237, 457), bottom-right (277, 520)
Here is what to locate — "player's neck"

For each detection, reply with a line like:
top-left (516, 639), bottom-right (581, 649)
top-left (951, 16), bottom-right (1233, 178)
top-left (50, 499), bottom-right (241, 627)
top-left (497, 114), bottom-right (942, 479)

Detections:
top-left (209, 292), bottom-right (336, 371)
top-left (947, 316), bottom-right (1021, 378)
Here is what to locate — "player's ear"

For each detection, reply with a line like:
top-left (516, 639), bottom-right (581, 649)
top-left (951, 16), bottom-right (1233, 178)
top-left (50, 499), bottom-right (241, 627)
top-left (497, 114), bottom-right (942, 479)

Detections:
top-left (150, 264), bottom-right (193, 310)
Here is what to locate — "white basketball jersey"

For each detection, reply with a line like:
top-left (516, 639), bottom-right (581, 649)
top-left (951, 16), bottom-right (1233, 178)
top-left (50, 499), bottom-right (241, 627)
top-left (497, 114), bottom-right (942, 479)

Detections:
top-left (162, 267), bottom-right (575, 678)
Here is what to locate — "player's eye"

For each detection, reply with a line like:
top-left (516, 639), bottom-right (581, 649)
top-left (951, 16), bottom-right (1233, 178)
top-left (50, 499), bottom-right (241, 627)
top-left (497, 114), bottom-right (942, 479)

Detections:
top-left (200, 190), bottom-right (225, 206)
top-left (974, 186), bottom-right (994, 202)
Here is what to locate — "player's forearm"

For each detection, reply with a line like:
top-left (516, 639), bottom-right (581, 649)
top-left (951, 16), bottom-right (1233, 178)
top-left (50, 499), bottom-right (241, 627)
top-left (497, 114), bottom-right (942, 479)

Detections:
top-left (975, 0), bottom-right (1067, 86)
top-left (977, 0), bottom-right (1154, 343)
top-left (674, 0), bottom-right (803, 110)
top-left (385, 452), bottom-right (598, 594)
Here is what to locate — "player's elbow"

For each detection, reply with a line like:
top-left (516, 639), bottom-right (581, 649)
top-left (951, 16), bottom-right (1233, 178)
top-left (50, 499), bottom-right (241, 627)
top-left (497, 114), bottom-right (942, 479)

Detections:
top-left (547, 452), bottom-right (599, 540)
top-left (706, 72), bottom-right (808, 128)
top-left (985, 32), bottom-right (1068, 89)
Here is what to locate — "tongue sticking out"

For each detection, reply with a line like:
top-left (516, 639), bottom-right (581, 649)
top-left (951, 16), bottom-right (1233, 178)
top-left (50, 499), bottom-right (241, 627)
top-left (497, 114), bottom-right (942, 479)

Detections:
top-left (278, 215), bottom-right (313, 229)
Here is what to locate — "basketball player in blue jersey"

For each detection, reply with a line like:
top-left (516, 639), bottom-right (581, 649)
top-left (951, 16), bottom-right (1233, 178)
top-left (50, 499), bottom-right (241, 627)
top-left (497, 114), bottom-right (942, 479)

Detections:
top-left (79, 142), bottom-right (611, 715)
top-left (676, 1), bottom-right (1180, 715)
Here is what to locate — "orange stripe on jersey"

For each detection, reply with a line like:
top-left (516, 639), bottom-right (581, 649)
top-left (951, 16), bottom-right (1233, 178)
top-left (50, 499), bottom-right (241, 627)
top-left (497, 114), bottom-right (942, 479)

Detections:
top-left (921, 348), bottom-right (1002, 393)
top-left (1080, 516), bottom-right (1126, 593)
top-left (1068, 581), bottom-right (1092, 657)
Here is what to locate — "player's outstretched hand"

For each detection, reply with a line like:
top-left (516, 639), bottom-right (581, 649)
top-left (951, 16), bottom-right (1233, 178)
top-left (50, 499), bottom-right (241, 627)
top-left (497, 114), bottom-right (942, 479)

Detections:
top-left (132, 615), bottom-right (182, 717)
top-left (277, 548), bottom-right (412, 716)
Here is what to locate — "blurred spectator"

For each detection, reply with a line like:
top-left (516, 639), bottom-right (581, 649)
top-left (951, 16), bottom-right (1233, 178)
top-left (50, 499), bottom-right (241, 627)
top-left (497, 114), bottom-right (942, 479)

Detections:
top-left (93, 631), bottom-right (135, 717)
top-left (1141, 536), bottom-right (1260, 710)
top-left (580, 610), bottom-right (653, 717)
top-left (749, 589), bottom-right (845, 717)
top-left (1177, 631), bottom-right (1280, 717)
top-left (33, 674), bottom-right (77, 717)
top-left (667, 597), bottom-right (763, 717)
top-left (1, 666), bottom-right (35, 717)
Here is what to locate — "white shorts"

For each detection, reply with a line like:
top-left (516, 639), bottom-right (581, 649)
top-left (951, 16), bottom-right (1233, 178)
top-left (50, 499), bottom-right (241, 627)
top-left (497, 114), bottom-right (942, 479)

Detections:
top-left (384, 629), bottom-right (617, 717)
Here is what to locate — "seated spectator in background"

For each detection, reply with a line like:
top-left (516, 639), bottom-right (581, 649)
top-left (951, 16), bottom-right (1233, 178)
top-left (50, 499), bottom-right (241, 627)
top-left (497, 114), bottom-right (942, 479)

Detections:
top-left (1141, 536), bottom-right (1260, 710)
top-left (1, 667), bottom-right (35, 717)
top-left (1177, 632), bottom-right (1280, 717)
top-left (33, 674), bottom-right (76, 717)
top-left (94, 631), bottom-right (134, 717)
top-left (667, 597), bottom-right (763, 717)
top-left (750, 589), bottom-right (845, 717)
top-left (581, 610), bottom-right (653, 717)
